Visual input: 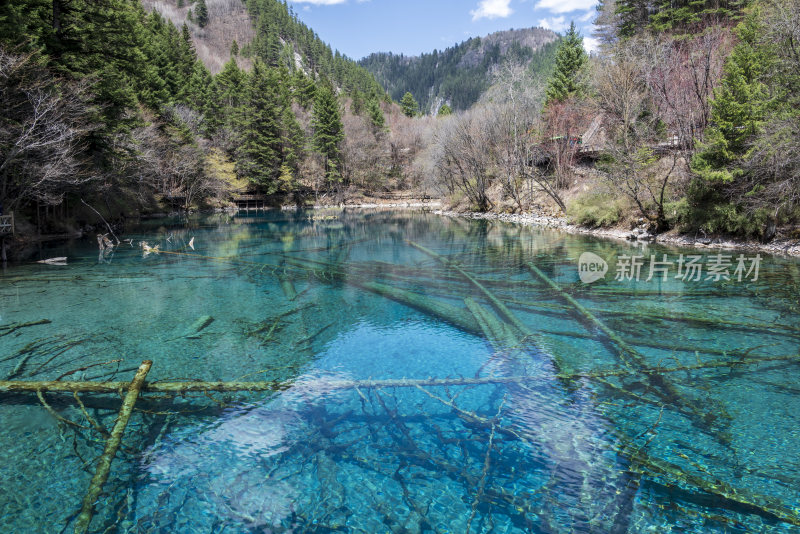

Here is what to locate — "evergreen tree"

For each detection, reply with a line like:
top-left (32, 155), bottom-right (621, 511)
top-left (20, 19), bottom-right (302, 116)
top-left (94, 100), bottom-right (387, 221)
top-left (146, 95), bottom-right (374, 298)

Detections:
top-left (438, 103), bottom-right (452, 117)
top-left (231, 40), bottom-right (239, 57)
top-left (368, 99), bottom-right (385, 129)
top-left (236, 62), bottom-right (286, 191)
top-left (351, 90), bottom-right (364, 115)
top-left (614, 0), bottom-right (652, 38)
top-left (650, 0), bottom-right (748, 34)
top-left (692, 12), bottom-right (770, 183)
top-left (312, 85), bottom-right (344, 183)
top-left (206, 57), bottom-right (245, 133)
top-left (195, 0), bottom-right (208, 27)
top-left (400, 91), bottom-right (419, 117)
top-left (291, 70), bottom-right (316, 108)
top-left (545, 23), bottom-right (587, 104)
top-left (689, 10), bottom-right (773, 233)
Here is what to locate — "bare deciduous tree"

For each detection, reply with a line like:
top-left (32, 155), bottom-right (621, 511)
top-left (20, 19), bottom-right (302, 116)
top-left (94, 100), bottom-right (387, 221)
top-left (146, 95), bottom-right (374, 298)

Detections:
top-left (592, 43), bottom-right (681, 231)
top-left (0, 50), bottom-right (98, 211)
top-left (642, 29), bottom-right (732, 150)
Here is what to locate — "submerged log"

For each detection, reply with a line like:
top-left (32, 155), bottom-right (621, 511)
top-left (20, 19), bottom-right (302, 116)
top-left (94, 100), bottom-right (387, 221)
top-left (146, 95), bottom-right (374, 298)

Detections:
top-left (4, 354), bottom-right (795, 395)
top-left (464, 297), bottom-right (518, 349)
top-left (280, 276), bottom-right (298, 301)
top-left (357, 281), bottom-right (481, 335)
top-left (615, 432), bottom-right (800, 527)
top-left (408, 241), bottom-right (532, 336)
top-left (525, 261), bottom-right (731, 435)
top-left (73, 360), bottom-right (152, 534)
top-left (0, 319), bottom-right (51, 337)
top-left (182, 316), bottom-right (214, 339)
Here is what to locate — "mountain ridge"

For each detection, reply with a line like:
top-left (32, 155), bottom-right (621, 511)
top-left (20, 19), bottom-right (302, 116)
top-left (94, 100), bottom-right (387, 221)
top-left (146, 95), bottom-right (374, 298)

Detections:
top-left (360, 27), bottom-right (559, 114)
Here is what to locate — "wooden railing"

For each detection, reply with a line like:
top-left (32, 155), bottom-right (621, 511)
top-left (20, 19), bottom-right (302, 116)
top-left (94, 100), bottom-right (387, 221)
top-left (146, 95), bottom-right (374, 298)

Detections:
top-left (0, 213), bottom-right (14, 235)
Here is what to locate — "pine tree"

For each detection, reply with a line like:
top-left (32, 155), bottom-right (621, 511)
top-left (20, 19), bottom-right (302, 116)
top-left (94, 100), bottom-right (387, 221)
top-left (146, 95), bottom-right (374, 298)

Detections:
top-left (614, 0), bottom-right (652, 38)
top-left (231, 40), bottom-right (239, 57)
top-left (400, 91), bottom-right (419, 117)
top-left (688, 10), bottom-right (773, 234)
top-left (368, 99), bottom-right (385, 129)
top-left (692, 11), bottom-right (770, 183)
top-left (351, 90), bottom-right (364, 115)
top-left (236, 62), bottom-right (286, 191)
top-left (49, 0), bottom-right (152, 144)
top-left (545, 22), bottom-right (587, 104)
top-left (205, 57), bottom-right (245, 133)
top-left (195, 0), bottom-right (208, 27)
top-left (650, 0), bottom-right (748, 34)
top-left (438, 103), bottom-right (452, 117)
top-left (291, 70), bottom-right (316, 109)
top-left (312, 85), bottom-right (344, 183)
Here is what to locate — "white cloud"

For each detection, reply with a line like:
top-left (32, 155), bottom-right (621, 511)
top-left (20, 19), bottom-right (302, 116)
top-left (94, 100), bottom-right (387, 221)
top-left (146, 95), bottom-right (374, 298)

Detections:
top-left (579, 8), bottom-right (595, 22)
top-left (583, 36), bottom-right (600, 53)
top-left (534, 0), bottom-right (597, 14)
top-left (538, 15), bottom-right (568, 32)
top-left (471, 0), bottom-right (513, 21)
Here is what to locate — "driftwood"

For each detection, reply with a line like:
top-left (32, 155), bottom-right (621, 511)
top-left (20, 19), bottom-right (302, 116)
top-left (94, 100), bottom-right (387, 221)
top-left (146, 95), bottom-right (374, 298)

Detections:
top-left (80, 199), bottom-right (119, 245)
top-left (73, 360), bottom-right (152, 534)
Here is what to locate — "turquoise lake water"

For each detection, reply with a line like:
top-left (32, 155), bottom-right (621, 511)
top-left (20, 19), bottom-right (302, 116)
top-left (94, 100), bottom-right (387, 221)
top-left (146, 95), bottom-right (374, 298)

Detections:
top-left (1, 209), bottom-right (799, 533)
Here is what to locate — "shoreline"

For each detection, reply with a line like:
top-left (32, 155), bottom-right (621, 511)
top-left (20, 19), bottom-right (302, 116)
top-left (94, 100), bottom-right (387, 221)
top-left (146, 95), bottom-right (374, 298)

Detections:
top-left (6, 203), bottom-right (798, 259)
top-left (433, 209), bottom-right (800, 258)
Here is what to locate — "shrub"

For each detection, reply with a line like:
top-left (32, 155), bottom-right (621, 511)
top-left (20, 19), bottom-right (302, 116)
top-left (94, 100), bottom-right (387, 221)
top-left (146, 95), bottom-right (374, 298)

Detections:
top-left (567, 192), bottom-right (626, 228)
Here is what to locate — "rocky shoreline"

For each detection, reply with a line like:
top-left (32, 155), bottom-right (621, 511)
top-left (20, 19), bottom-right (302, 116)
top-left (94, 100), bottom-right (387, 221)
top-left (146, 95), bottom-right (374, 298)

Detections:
top-left (434, 209), bottom-right (800, 257)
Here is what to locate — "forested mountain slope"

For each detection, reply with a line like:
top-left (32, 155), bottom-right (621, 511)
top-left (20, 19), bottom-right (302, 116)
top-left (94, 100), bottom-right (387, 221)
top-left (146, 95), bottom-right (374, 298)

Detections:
top-left (360, 27), bottom-right (559, 114)
top-left (144, 0), bottom-right (384, 97)
top-left (0, 0), bottom-right (397, 234)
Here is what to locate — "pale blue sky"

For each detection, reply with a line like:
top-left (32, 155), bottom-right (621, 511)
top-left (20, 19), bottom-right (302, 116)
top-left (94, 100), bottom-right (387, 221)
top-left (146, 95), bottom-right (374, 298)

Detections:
top-left (286, 0), bottom-right (600, 60)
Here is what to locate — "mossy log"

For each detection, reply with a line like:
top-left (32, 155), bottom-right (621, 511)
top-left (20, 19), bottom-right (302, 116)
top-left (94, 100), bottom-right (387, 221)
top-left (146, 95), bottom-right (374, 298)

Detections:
top-left (280, 276), bottom-right (297, 301)
top-left (464, 297), bottom-right (518, 349)
top-left (5, 354), bottom-right (794, 396)
top-left (73, 360), bottom-right (152, 534)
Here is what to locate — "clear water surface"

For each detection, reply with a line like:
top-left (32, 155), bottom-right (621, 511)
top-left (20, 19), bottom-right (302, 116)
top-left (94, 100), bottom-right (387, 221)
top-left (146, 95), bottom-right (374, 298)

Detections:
top-left (1, 210), bottom-right (799, 533)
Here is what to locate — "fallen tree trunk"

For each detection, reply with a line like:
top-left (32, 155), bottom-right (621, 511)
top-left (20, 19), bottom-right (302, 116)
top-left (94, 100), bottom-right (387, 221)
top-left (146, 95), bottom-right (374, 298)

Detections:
top-left (615, 430), bottom-right (800, 527)
top-left (3, 354), bottom-right (795, 395)
top-left (525, 261), bottom-right (731, 436)
top-left (73, 360), bottom-right (152, 534)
